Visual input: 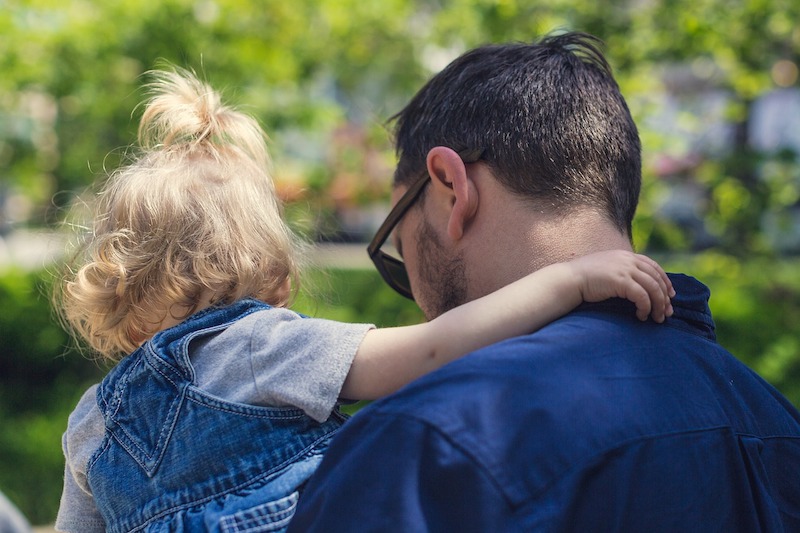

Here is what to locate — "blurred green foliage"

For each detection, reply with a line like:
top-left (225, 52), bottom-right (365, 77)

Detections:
top-left (0, 269), bottom-right (106, 524)
top-left (1, 0), bottom-right (798, 250)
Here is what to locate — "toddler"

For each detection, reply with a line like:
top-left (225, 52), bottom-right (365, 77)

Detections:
top-left (55, 68), bottom-right (673, 532)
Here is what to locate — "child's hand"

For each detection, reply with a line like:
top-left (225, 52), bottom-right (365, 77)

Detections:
top-left (568, 250), bottom-right (675, 323)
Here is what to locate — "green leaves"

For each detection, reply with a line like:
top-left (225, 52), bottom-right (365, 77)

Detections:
top-left (1, 1), bottom-right (798, 249)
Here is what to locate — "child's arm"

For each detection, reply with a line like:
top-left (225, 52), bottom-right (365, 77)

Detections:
top-left (341, 250), bottom-right (674, 400)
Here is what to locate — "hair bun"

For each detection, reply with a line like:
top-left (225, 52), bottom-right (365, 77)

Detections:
top-left (137, 66), bottom-right (270, 168)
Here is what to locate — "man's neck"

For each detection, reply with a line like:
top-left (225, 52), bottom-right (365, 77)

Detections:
top-left (463, 203), bottom-right (633, 302)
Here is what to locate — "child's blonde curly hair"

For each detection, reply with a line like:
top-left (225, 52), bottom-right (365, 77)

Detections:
top-left (57, 67), bottom-right (302, 361)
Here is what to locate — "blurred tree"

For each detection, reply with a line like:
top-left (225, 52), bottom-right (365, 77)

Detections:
top-left (0, 0), bottom-right (797, 253)
top-left (0, 0), bottom-right (422, 223)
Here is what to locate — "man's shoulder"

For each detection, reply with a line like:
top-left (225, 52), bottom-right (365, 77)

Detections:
top-left (360, 305), bottom-right (798, 467)
top-left (371, 310), bottom-right (667, 414)
top-left (311, 295), bottom-right (800, 529)
top-left (339, 314), bottom-right (674, 508)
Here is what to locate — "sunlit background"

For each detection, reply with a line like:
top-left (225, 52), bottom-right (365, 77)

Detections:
top-left (1, 0), bottom-right (799, 526)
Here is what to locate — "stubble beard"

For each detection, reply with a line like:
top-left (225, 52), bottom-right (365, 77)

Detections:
top-left (416, 215), bottom-right (468, 321)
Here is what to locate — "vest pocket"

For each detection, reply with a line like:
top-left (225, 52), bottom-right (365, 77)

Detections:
top-left (219, 491), bottom-right (299, 533)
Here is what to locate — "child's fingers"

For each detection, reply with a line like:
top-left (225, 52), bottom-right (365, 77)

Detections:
top-left (576, 250), bottom-right (673, 322)
top-left (631, 261), bottom-right (673, 322)
top-left (633, 256), bottom-right (668, 298)
top-left (621, 262), bottom-right (666, 322)
top-left (628, 270), bottom-right (660, 322)
top-left (635, 254), bottom-right (675, 297)
top-left (643, 271), bottom-right (671, 322)
top-left (613, 263), bottom-right (661, 322)
top-left (641, 260), bottom-right (674, 318)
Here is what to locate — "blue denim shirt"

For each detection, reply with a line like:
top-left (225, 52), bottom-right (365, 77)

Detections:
top-left (88, 299), bottom-right (346, 532)
top-left (291, 275), bottom-right (800, 532)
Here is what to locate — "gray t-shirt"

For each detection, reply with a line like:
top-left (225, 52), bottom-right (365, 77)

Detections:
top-left (56, 307), bottom-right (373, 532)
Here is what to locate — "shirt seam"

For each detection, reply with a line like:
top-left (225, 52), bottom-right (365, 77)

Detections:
top-left (369, 411), bottom-right (800, 512)
top-left (375, 410), bottom-right (518, 511)
top-left (528, 425), bottom-right (766, 501)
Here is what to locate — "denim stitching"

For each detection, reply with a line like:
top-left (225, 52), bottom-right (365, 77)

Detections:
top-left (218, 491), bottom-right (299, 532)
top-left (122, 435), bottom-right (336, 532)
top-left (184, 390), bottom-right (308, 420)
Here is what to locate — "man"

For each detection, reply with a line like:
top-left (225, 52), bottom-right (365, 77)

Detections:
top-left (289, 32), bottom-right (800, 531)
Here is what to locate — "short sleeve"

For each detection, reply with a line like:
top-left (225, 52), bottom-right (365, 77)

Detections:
top-left (191, 308), bottom-right (374, 422)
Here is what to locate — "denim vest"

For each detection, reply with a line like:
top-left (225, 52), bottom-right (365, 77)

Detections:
top-left (87, 299), bottom-right (346, 532)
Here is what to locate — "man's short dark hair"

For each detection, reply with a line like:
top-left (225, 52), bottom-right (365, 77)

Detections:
top-left (390, 31), bottom-right (641, 237)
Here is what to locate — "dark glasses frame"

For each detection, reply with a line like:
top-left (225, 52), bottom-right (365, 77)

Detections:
top-left (367, 147), bottom-right (484, 299)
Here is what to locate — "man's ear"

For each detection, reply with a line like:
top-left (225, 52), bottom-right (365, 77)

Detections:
top-left (426, 146), bottom-right (478, 241)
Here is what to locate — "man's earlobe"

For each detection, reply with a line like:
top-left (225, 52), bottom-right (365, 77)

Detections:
top-left (426, 147), bottom-right (478, 241)
top-left (447, 176), bottom-right (478, 241)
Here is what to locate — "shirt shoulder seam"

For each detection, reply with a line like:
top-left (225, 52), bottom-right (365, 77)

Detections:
top-left (374, 409), bottom-right (520, 510)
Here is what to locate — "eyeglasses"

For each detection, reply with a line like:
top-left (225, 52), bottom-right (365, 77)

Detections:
top-left (367, 148), bottom-right (484, 299)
